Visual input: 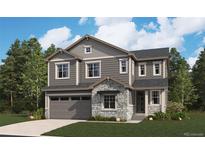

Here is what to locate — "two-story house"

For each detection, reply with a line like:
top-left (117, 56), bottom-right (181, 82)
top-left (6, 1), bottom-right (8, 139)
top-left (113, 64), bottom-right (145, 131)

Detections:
top-left (42, 35), bottom-right (169, 120)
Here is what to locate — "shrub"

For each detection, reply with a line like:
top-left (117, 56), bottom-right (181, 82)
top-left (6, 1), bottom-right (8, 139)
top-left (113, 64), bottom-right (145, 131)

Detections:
top-left (166, 102), bottom-right (185, 113)
top-left (170, 112), bottom-right (186, 120)
top-left (12, 101), bottom-right (25, 114)
top-left (153, 111), bottom-right (170, 120)
top-left (89, 115), bottom-right (116, 121)
top-left (0, 103), bottom-right (6, 113)
top-left (32, 108), bottom-right (45, 120)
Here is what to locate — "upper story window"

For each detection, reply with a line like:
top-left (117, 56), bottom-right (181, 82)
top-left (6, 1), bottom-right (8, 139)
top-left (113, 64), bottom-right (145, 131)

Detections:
top-left (151, 90), bottom-right (161, 105)
top-left (84, 45), bottom-right (92, 54)
top-left (138, 63), bottom-right (146, 77)
top-left (153, 61), bottom-right (161, 76)
top-left (55, 62), bottom-right (70, 79)
top-left (119, 59), bottom-right (128, 74)
top-left (85, 61), bottom-right (101, 78)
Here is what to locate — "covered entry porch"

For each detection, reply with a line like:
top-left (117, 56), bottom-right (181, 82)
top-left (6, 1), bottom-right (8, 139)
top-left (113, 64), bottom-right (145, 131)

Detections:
top-left (131, 89), bottom-right (167, 119)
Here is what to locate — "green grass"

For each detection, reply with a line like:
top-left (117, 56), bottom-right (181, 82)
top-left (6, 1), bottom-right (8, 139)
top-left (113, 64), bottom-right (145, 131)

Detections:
top-left (44, 112), bottom-right (205, 137)
top-left (0, 114), bottom-right (30, 127)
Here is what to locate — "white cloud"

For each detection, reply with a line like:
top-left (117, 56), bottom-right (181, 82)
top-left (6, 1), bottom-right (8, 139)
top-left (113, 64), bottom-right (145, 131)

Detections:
top-left (143, 22), bottom-right (158, 31)
top-left (94, 17), bottom-right (205, 52)
top-left (187, 47), bottom-right (204, 68)
top-left (39, 26), bottom-right (81, 50)
top-left (79, 17), bottom-right (88, 25)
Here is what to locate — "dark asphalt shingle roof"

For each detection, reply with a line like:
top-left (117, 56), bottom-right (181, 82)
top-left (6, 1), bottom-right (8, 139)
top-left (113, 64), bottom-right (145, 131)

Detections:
top-left (133, 78), bottom-right (168, 89)
top-left (130, 47), bottom-right (169, 60)
top-left (42, 83), bottom-right (93, 91)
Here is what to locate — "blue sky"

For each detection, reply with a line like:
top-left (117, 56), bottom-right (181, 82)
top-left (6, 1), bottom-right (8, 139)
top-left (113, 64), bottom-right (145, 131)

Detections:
top-left (0, 17), bottom-right (205, 67)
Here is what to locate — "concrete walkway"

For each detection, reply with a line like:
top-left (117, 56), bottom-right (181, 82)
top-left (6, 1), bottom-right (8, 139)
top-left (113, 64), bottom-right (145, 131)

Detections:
top-left (0, 119), bottom-right (83, 137)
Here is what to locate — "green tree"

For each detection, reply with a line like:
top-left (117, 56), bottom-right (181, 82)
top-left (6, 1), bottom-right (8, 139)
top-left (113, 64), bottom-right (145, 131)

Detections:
top-left (44, 44), bottom-right (56, 58)
top-left (192, 48), bottom-right (205, 110)
top-left (169, 48), bottom-right (197, 107)
top-left (20, 38), bottom-right (47, 109)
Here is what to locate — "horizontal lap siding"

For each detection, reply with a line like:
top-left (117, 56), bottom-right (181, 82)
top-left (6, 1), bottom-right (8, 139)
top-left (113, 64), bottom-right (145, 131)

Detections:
top-left (49, 60), bottom-right (76, 86)
top-left (80, 58), bottom-right (129, 85)
top-left (136, 60), bottom-right (163, 80)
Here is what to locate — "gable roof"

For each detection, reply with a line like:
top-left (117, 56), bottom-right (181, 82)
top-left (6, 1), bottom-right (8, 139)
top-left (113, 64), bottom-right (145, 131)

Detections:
top-left (89, 76), bottom-right (130, 89)
top-left (130, 47), bottom-right (169, 60)
top-left (45, 49), bottom-right (82, 62)
top-left (64, 34), bottom-right (129, 55)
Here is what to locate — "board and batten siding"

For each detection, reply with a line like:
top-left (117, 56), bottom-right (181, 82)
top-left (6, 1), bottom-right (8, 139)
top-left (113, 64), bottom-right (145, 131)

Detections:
top-left (135, 60), bottom-right (164, 80)
top-left (49, 60), bottom-right (76, 86)
top-left (79, 57), bottom-right (129, 85)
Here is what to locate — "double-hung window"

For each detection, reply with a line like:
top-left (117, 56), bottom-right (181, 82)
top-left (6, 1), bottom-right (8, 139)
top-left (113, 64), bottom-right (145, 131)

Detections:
top-left (153, 61), bottom-right (161, 76)
top-left (139, 63), bottom-right (146, 76)
top-left (151, 90), bottom-right (160, 105)
top-left (119, 59), bottom-right (128, 74)
top-left (86, 61), bottom-right (101, 78)
top-left (103, 95), bottom-right (116, 109)
top-left (55, 62), bottom-right (70, 79)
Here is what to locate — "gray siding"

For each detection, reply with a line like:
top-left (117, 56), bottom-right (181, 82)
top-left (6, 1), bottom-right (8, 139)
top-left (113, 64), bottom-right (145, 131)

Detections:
top-left (136, 60), bottom-right (164, 80)
top-left (49, 60), bottom-right (76, 86)
top-left (79, 57), bottom-right (129, 85)
top-left (68, 39), bottom-right (127, 58)
top-left (52, 52), bottom-right (75, 60)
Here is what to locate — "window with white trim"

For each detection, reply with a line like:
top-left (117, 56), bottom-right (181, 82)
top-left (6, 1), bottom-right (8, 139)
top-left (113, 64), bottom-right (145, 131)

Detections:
top-left (55, 62), bottom-right (70, 79)
top-left (119, 59), bottom-right (128, 74)
top-left (139, 63), bottom-right (146, 76)
top-left (86, 61), bottom-right (101, 78)
top-left (84, 46), bottom-right (92, 54)
top-left (151, 90), bottom-right (160, 104)
top-left (103, 95), bottom-right (115, 109)
top-left (153, 61), bottom-right (161, 76)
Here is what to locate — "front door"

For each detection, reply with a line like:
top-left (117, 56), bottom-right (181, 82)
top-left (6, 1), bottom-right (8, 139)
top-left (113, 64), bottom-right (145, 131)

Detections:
top-left (136, 91), bottom-right (145, 113)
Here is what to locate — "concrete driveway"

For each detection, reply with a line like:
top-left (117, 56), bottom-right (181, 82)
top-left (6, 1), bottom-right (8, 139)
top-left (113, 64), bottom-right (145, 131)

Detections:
top-left (0, 119), bottom-right (83, 136)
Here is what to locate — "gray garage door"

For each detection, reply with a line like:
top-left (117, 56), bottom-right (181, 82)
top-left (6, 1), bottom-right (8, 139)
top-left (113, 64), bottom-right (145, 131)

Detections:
top-left (50, 96), bottom-right (91, 119)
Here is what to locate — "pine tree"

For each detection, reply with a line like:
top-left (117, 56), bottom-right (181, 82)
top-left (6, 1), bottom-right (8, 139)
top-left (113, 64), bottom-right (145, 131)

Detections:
top-left (44, 44), bottom-right (56, 58)
top-left (192, 48), bottom-right (205, 110)
top-left (169, 48), bottom-right (198, 107)
top-left (21, 38), bottom-right (47, 109)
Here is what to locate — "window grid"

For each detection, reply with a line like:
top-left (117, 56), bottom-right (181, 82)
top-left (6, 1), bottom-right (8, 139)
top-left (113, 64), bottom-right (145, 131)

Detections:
top-left (57, 63), bottom-right (69, 78)
top-left (152, 91), bottom-right (160, 104)
top-left (104, 95), bottom-right (115, 109)
top-left (87, 63), bottom-right (100, 77)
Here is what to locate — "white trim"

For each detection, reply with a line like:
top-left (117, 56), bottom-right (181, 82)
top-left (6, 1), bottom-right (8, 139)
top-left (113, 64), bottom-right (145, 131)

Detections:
top-left (132, 60), bottom-right (135, 76)
top-left (138, 62), bottom-right (146, 77)
top-left (163, 60), bottom-right (166, 78)
top-left (50, 58), bottom-right (75, 62)
top-left (145, 90), bottom-right (148, 116)
top-left (83, 55), bottom-right (127, 60)
top-left (161, 89), bottom-right (166, 112)
top-left (84, 45), bottom-right (92, 54)
top-left (119, 58), bottom-right (128, 74)
top-left (129, 57), bottom-right (132, 85)
top-left (150, 90), bottom-right (161, 105)
top-left (76, 60), bottom-right (79, 85)
top-left (55, 62), bottom-right (70, 79)
top-left (153, 61), bottom-right (162, 76)
top-left (85, 60), bottom-right (101, 79)
top-left (101, 94), bottom-right (117, 111)
top-left (47, 62), bottom-right (50, 86)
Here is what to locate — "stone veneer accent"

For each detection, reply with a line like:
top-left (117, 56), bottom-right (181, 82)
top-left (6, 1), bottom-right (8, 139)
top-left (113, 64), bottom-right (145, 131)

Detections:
top-left (148, 105), bottom-right (161, 114)
top-left (91, 79), bottom-right (133, 120)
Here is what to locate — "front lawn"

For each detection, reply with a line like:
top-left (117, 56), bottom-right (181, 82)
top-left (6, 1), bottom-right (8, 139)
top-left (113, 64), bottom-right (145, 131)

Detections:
top-left (44, 112), bottom-right (205, 137)
top-left (0, 114), bottom-right (30, 127)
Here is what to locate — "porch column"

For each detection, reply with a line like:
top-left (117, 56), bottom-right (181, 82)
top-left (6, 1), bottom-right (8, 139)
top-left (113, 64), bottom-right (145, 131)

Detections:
top-left (161, 89), bottom-right (166, 112)
top-left (145, 90), bottom-right (148, 116)
top-left (45, 94), bottom-right (50, 119)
